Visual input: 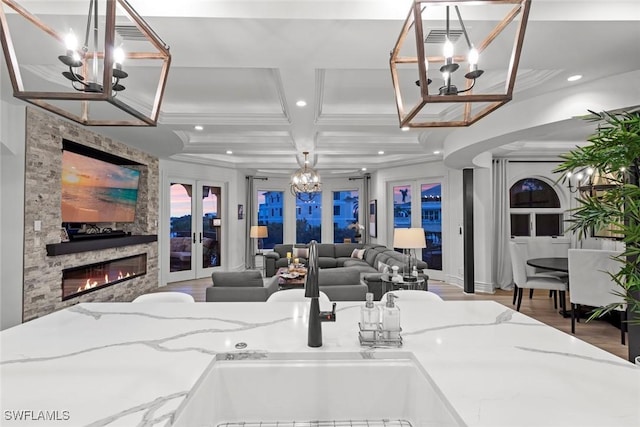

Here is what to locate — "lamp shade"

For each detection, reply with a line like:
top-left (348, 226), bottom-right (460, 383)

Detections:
top-left (250, 225), bottom-right (268, 239)
top-left (393, 228), bottom-right (426, 249)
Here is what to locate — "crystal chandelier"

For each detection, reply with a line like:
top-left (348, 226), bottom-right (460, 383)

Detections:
top-left (290, 152), bottom-right (322, 202)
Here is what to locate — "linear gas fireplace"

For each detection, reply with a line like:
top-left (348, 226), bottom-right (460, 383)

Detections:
top-left (62, 254), bottom-right (147, 301)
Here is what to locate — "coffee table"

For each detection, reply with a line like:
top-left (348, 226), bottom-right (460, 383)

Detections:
top-left (381, 275), bottom-right (426, 295)
top-left (276, 266), bottom-right (307, 289)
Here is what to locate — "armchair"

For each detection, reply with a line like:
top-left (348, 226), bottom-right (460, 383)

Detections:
top-left (206, 271), bottom-right (278, 302)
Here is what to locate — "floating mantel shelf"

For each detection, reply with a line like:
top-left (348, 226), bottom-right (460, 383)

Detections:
top-left (46, 235), bottom-right (157, 256)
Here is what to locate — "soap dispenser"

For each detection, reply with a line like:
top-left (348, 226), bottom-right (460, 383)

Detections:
top-left (360, 292), bottom-right (379, 340)
top-left (381, 293), bottom-right (400, 340)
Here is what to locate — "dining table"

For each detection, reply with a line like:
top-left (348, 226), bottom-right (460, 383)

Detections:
top-left (526, 257), bottom-right (568, 273)
top-left (527, 257), bottom-right (569, 317)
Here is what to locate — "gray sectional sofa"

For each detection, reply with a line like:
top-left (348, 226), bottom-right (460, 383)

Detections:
top-left (265, 243), bottom-right (428, 300)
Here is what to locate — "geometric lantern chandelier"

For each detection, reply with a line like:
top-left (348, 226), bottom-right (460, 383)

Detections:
top-left (290, 151), bottom-right (322, 202)
top-left (0, 0), bottom-right (171, 126)
top-left (390, 0), bottom-right (531, 128)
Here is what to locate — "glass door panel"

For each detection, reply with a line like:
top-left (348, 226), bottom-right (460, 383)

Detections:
top-left (393, 185), bottom-right (411, 229)
top-left (200, 185), bottom-right (221, 271)
top-left (169, 182), bottom-right (194, 275)
top-left (421, 183), bottom-right (442, 271)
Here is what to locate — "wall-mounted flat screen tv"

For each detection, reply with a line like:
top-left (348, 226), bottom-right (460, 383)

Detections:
top-left (61, 141), bottom-right (141, 223)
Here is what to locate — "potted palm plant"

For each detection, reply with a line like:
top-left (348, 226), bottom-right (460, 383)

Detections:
top-left (554, 110), bottom-right (640, 362)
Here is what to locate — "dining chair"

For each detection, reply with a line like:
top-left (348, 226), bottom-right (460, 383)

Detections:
top-left (508, 242), bottom-right (568, 312)
top-left (267, 289), bottom-right (331, 304)
top-left (380, 290), bottom-right (443, 302)
top-left (132, 292), bottom-right (195, 303)
top-left (568, 249), bottom-right (626, 345)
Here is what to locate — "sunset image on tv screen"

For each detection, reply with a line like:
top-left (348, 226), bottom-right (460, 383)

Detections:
top-left (61, 151), bottom-right (140, 223)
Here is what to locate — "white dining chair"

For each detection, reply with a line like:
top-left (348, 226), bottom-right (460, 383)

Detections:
top-left (568, 249), bottom-right (626, 344)
top-left (267, 289), bottom-right (330, 303)
top-left (132, 292), bottom-right (195, 303)
top-left (380, 290), bottom-right (443, 302)
top-left (509, 242), bottom-right (568, 312)
top-left (267, 289), bottom-right (332, 311)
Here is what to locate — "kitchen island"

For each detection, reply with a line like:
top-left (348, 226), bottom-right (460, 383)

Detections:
top-left (1, 300), bottom-right (638, 426)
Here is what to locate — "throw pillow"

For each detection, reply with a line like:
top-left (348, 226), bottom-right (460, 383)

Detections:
top-left (377, 261), bottom-right (390, 273)
top-left (293, 247), bottom-right (309, 258)
top-left (351, 248), bottom-right (365, 259)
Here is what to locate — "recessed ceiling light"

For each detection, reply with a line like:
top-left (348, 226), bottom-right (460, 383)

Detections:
top-left (433, 150), bottom-right (441, 155)
top-left (567, 75), bottom-right (582, 82)
top-left (401, 126), bottom-right (410, 132)
top-left (194, 125), bottom-right (203, 131)
top-left (296, 100), bottom-right (307, 107)
top-left (361, 167), bottom-right (367, 171)
top-left (378, 151), bottom-right (384, 155)
top-left (226, 150), bottom-right (233, 155)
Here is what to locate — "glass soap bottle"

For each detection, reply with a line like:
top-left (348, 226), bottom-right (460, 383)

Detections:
top-left (360, 292), bottom-right (379, 340)
top-left (381, 293), bottom-right (400, 340)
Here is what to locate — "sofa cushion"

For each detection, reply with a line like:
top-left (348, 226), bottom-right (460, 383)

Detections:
top-left (318, 268), bottom-right (361, 287)
top-left (211, 271), bottom-right (264, 288)
top-left (318, 257), bottom-right (338, 269)
top-left (317, 244), bottom-right (336, 258)
top-left (351, 248), bottom-right (366, 259)
top-left (335, 243), bottom-right (362, 258)
top-left (292, 246), bottom-right (309, 258)
top-left (275, 244), bottom-right (294, 258)
top-left (364, 247), bottom-right (380, 266)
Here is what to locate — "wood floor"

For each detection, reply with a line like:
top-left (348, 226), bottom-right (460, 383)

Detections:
top-left (159, 278), bottom-right (629, 360)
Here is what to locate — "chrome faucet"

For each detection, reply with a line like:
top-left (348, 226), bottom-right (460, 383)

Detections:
top-left (305, 240), bottom-right (336, 347)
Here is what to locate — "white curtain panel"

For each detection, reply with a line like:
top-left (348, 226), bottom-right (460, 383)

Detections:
top-left (245, 176), bottom-right (256, 269)
top-left (492, 159), bottom-right (513, 290)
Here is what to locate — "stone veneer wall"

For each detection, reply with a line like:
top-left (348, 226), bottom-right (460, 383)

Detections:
top-left (22, 108), bottom-right (159, 321)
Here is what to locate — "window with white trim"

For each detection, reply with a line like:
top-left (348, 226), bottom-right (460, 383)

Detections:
top-left (509, 178), bottom-right (563, 237)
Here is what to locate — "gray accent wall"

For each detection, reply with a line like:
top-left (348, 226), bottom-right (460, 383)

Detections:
top-left (20, 108), bottom-right (159, 322)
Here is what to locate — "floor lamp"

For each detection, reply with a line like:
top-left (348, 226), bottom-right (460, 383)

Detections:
top-left (393, 228), bottom-right (427, 281)
top-left (250, 225), bottom-right (268, 272)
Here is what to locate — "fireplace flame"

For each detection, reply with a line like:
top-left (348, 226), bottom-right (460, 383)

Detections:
top-left (77, 278), bottom-right (99, 293)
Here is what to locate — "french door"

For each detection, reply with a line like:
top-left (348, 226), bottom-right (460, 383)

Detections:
top-left (168, 180), bottom-right (223, 282)
top-left (390, 179), bottom-right (444, 280)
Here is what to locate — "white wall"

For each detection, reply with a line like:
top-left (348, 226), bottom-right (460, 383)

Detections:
top-left (1, 101), bottom-right (26, 330)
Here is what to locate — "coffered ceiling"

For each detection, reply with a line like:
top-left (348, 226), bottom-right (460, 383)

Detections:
top-left (2, 0), bottom-right (639, 175)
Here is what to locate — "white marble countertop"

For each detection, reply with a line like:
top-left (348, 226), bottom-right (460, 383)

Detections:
top-left (1, 300), bottom-right (638, 426)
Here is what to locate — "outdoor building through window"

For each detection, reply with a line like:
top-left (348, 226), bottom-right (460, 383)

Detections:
top-left (509, 178), bottom-right (563, 237)
top-left (296, 194), bottom-right (322, 243)
top-left (257, 190), bottom-right (284, 249)
top-left (332, 190), bottom-right (359, 243)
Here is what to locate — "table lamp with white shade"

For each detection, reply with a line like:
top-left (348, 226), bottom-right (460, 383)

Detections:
top-left (250, 225), bottom-right (268, 251)
top-left (393, 228), bottom-right (426, 281)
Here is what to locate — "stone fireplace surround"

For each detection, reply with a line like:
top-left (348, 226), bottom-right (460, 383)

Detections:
top-left (23, 108), bottom-right (159, 322)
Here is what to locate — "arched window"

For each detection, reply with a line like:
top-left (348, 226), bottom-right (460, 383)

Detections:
top-left (510, 178), bottom-right (564, 237)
